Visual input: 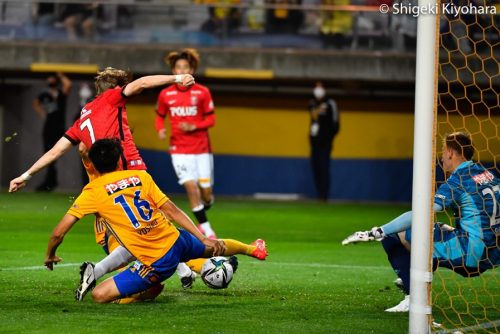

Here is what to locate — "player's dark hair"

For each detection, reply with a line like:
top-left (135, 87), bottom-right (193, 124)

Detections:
top-left (445, 132), bottom-right (474, 160)
top-left (95, 67), bottom-right (132, 95)
top-left (165, 48), bottom-right (200, 73)
top-left (88, 138), bottom-right (123, 174)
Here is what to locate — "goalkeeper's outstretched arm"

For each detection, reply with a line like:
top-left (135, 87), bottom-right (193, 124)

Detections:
top-left (380, 203), bottom-right (444, 235)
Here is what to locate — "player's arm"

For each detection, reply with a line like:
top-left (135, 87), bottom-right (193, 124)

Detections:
top-left (311, 103), bottom-right (325, 121)
top-left (45, 214), bottom-right (79, 270)
top-left (123, 74), bottom-right (195, 97)
top-left (380, 203), bottom-right (444, 235)
top-left (155, 115), bottom-right (167, 139)
top-left (57, 72), bottom-right (72, 96)
top-left (9, 137), bottom-right (73, 192)
top-left (179, 112), bottom-right (215, 132)
top-left (179, 92), bottom-right (215, 132)
top-left (342, 202), bottom-right (446, 245)
top-left (155, 97), bottom-right (168, 140)
top-left (159, 200), bottom-right (226, 256)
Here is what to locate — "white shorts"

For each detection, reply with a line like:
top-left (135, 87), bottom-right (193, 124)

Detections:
top-left (171, 153), bottom-right (214, 188)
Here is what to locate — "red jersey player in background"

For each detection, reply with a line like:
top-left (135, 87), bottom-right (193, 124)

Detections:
top-left (155, 48), bottom-right (217, 240)
top-left (9, 67), bottom-right (196, 299)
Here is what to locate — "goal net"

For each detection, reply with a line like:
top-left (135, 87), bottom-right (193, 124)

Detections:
top-left (431, 1), bottom-right (499, 333)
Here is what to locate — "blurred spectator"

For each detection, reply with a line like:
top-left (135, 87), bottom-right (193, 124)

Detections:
top-left (319, 0), bottom-right (353, 49)
top-left (439, 0), bottom-right (488, 55)
top-left (116, 5), bottom-right (133, 29)
top-left (32, 72), bottom-right (72, 191)
top-left (199, 0), bottom-right (242, 35)
top-left (245, 0), bottom-right (266, 31)
top-left (31, 3), bottom-right (55, 35)
top-left (390, 0), bottom-right (417, 51)
top-left (308, 82), bottom-right (340, 201)
top-left (60, 3), bottom-right (102, 40)
top-left (265, 0), bottom-right (304, 34)
top-left (353, 0), bottom-right (391, 50)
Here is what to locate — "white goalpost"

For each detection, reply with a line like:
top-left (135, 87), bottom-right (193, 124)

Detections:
top-left (410, 0), bottom-right (500, 331)
top-left (409, 0), bottom-right (439, 333)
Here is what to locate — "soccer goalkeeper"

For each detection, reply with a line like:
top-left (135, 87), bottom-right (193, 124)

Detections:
top-left (342, 132), bottom-right (500, 312)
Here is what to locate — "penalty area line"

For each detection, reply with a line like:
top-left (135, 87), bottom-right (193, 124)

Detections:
top-left (250, 261), bottom-right (387, 271)
top-left (0, 263), bottom-right (81, 271)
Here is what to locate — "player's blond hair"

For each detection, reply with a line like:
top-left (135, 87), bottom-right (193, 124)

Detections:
top-left (95, 67), bottom-right (132, 95)
top-left (444, 132), bottom-right (474, 160)
top-left (164, 48), bottom-right (200, 73)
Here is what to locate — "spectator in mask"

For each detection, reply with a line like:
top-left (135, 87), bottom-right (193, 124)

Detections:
top-left (308, 82), bottom-right (340, 201)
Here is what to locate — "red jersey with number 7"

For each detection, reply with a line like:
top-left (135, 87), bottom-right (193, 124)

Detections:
top-left (64, 86), bottom-right (146, 170)
top-left (155, 83), bottom-right (215, 154)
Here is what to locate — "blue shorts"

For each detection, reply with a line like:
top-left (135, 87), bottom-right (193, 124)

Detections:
top-left (405, 223), bottom-right (488, 270)
top-left (113, 229), bottom-right (206, 297)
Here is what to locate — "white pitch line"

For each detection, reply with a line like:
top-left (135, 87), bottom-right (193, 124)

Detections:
top-left (0, 263), bottom-right (81, 271)
top-left (247, 261), bottom-right (387, 271)
top-left (0, 261), bottom-right (386, 272)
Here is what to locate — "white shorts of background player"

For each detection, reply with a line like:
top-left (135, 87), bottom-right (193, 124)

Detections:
top-left (171, 153), bottom-right (214, 188)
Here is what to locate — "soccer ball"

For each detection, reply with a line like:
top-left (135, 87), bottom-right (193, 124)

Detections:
top-left (201, 256), bottom-right (234, 289)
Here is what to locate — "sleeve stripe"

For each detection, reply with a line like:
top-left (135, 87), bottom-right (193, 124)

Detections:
top-left (64, 134), bottom-right (78, 145)
top-left (157, 195), bottom-right (169, 208)
top-left (67, 209), bottom-right (84, 219)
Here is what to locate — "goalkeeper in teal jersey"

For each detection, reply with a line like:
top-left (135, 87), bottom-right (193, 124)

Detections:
top-left (342, 132), bottom-right (500, 312)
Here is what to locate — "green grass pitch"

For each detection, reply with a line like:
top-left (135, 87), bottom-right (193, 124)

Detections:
top-left (0, 192), bottom-right (496, 333)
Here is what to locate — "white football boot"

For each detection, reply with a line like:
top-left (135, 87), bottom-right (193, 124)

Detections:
top-left (385, 295), bottom-right (410, 312)
top-left (75, 262), bottom-right (96, 301)
top-left (180, 271), bottom-right (197, 289)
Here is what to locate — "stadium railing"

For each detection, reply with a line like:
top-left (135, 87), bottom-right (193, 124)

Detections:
top-left (0, 0), bottom-right (424, 52)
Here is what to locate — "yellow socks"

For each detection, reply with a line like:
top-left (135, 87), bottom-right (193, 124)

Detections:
top-left (185, 258), bottom-right (206, 274)
top-left (222, 239), bottom-right (256, 256)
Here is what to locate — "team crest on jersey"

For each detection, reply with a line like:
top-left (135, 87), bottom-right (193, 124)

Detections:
top-left (104, 176), bottom-right (142, 195)
top-left (191, 96), bottom-right (198, 105)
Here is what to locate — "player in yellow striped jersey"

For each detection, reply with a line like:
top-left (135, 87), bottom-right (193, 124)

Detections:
top-left (44, 138), bottom-right (268, 304)
top-left (79, 143), bottom-right (220, 293)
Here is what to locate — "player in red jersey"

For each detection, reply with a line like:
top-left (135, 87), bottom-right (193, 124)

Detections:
top-left (155, 48), bottom-right (217, 240)
top-left (9, 68), bottom-right (195, 298)
top-left (9, 67), bottom-right (194, 192)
